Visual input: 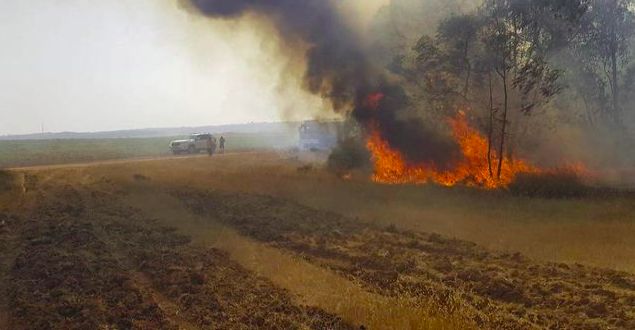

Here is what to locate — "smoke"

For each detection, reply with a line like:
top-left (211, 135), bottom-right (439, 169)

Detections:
top-left (180, 0), bottom-right (461, 166)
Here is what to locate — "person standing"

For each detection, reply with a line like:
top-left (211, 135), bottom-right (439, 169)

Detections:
top-left (219, 136), bottom-right (226, 154)
top-left (207, 136), bottom-right (214, 156)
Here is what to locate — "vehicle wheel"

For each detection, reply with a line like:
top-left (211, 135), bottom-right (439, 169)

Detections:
top-left (188, 145), bottom-right (195, 154)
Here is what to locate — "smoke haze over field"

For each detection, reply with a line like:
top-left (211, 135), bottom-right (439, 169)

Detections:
top-left (1, 0), bottom-right (462, 167)
top-left (182, 0), bottom-right (462, 166)
top-left (0, 0), bottom-right (394, 136)
top-left (0, 0), bottom-right (330, 135)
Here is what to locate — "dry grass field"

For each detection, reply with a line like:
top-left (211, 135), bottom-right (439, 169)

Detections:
top-left (61, 151), bottom-right (634, 272)
top-left (1, 151), bottom-right (634, 329)
top-left (0, 132), bottom-right (296, 168)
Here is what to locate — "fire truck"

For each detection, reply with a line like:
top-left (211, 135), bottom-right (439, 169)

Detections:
top-left (298, 121), bottom-right (340, 151)
top-left (299, 120), bottom-right (363, 151)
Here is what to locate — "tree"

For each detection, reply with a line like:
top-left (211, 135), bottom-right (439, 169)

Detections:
top-left (437, 14), bottom-right (483, 98)
top-left (573, 0), bottom-right (635, 125)
top-left (403, 0), bottom-right (589, 179)
top-left (479, 0), bottom-right (568, 179)
top-left (407, 14), bottom-right (486, 120)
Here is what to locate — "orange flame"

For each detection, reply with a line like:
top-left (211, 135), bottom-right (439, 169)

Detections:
top-left (367, 113), bottom-right (538, 189)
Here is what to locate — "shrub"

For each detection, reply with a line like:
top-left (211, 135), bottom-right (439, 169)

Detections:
top-left (327, 138), bottom-right (370, 174)
top-left (509, 170), bottom-right (590, 199)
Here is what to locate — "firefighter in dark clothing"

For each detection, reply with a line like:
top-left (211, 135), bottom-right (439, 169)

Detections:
top-left (207, 136), bottom-right (214, 156)
top-left (219, 136), bottom-right (226, 154)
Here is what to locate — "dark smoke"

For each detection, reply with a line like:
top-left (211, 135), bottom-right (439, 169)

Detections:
top-left (182, 0), bottom-right (461, 166)
top-left (354, 83), bottom-right (460, 167)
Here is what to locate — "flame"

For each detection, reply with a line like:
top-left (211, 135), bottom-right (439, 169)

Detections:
top-left (366, 92), bottom-right (385, 109)
top-left (366, 113), bottom-right (538, 189)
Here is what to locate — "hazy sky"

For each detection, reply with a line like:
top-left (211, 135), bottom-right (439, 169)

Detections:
top-left (0, 1), bottom-right (386, 135)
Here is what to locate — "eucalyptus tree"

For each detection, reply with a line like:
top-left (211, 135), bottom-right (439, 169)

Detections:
top-left (573, 0), bottom-right (635, 125)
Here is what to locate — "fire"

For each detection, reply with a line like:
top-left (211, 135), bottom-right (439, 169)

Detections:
top-left (367, 113), bottom-right (537, 189)
top-left (366, 92), bottom-right (385, 109)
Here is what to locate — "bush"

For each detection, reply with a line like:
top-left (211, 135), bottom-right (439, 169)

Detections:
top-left (327, 138), bottom-right (370, 174)
top-left (509, 170), bottom-right (590, 199)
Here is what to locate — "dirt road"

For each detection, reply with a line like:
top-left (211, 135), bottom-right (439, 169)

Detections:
top-left (6, 152), bottom-right (229, 171)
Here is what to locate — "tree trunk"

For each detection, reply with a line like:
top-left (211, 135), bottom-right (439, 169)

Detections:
top-left (497, 70), bottom-right (509, 180)
top-left (609, 0), bottom-right (620, 125)
top-left (487, 72), bottom-right (494, 178)
top-left (611, 49), bottom-right (620, 124)
top-left (463, 39), bottom-right (471, 98)
top-left (581, 93), bottom-right (595, 127)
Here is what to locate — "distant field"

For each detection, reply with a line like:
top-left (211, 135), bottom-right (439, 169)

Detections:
top-left (0, 132), bottom-right (297, 168)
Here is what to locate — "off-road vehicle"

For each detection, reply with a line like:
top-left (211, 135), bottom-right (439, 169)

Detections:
top-left (169, 133), bottom-right (217, 155)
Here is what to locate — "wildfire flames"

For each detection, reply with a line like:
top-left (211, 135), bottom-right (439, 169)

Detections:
top-left (366, 110), bottom-right (537, 189)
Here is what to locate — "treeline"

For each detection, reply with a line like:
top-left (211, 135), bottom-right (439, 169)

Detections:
top-left (370, 0), bottom-right (635, 169)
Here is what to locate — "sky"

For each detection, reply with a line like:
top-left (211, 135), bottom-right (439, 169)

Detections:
top-left (0, 0), bottom-right (385, 135)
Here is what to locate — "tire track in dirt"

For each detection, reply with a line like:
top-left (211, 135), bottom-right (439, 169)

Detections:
top-left (126, 189), bottom-right (471, 329)
top-left (94, 203), bottom-right (353, 330)
top-left (127, 271), bottom-right (199, 330)
top-left (179, 189), bottom-right (635, 330)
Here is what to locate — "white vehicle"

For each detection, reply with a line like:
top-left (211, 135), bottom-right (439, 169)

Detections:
top-left (169, 133), bottom-right (217, 155)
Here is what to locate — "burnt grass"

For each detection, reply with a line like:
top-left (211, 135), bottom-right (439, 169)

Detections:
top-left (0, 187), bottom-right (353, 329)
top-left (178, 190), bottom-right (635, 330)
top-left (0, 170), bottom-right (14, 192)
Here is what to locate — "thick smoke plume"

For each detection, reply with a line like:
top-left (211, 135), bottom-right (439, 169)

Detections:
top-left (182, 0), bottom-right (460, 166)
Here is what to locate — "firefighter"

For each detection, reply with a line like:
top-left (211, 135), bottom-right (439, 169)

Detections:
top-left (207, 136), bottom-right (214, 156)
top-left (219, 136), bottom-right (226, 154)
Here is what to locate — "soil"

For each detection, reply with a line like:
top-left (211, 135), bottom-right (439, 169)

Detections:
top-left (3, 156), bottom-right (635, 329)
top-left (179, 189), bottom-right (635, 330)
top-left (0, 186), bottom-right (353, 329)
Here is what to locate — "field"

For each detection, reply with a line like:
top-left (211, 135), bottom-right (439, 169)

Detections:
top-left (1, 151), bottom-right (634, 329)
top-left (0, 132), bottom-right (297, 168)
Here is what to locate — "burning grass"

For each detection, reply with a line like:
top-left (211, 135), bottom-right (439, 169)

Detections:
top-left (363, 111), bottom-right (613, 199)
top-left (367, 113), bottom-right (537, 189)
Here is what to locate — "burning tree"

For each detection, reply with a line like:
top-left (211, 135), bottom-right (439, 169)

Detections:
top-left (406, 0), bottom-right (588, 181)
top-left (480, 0), bottom-right (566, 179)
